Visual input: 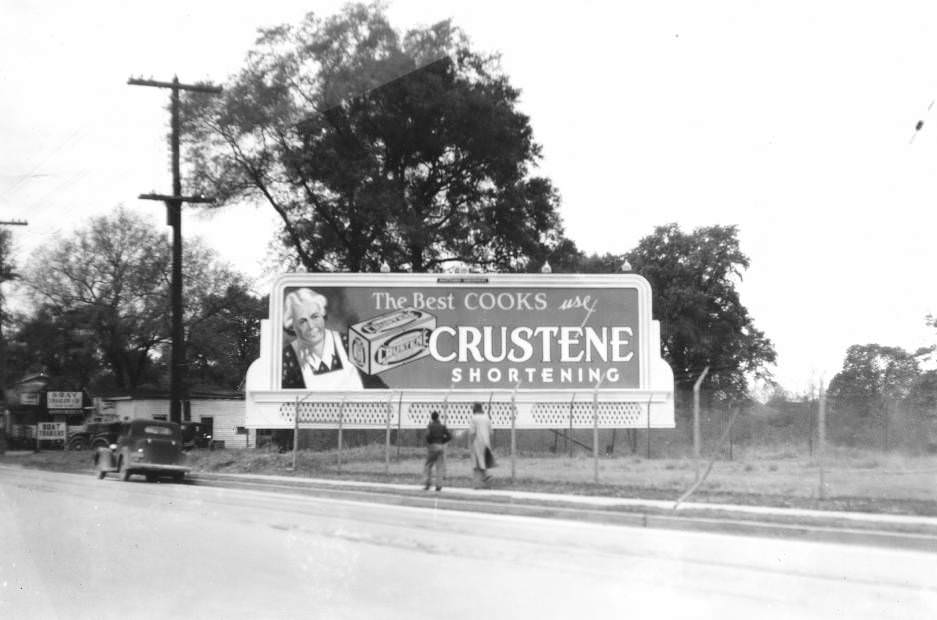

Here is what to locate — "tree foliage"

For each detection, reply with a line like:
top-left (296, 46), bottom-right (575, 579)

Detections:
top-left (182, 2), bottom-right (568, 273)
top-left (907, 369), bottom-right (937, 418)
top-left (554, 249), bottom-right (630, 275)
top-left (0, 228), bottom-right (17, 389)
top-left (6, 305), bottom-right (99, 389)
top-left (827, 344), bottom-right (921, 419)
top-left (624, 223), bottom-right (776, 403)
top-left (18, 207), bottom-right (247, 391)
top-left (186, 285), bottom-right (267, 390)
top-left (0, 228), bottom-right (16, 289)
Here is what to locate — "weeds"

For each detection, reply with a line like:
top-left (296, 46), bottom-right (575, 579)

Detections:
top-left (4, 443), bottom-right (937, 515)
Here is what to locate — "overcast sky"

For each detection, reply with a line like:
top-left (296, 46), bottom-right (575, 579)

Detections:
top-left (2, 0), bottom-right (936, 394)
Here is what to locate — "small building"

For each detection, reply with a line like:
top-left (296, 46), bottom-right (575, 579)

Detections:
top-left (2, 373), bottom-right (92, 449)
top-left (94, 387), bottom-right (251, 449)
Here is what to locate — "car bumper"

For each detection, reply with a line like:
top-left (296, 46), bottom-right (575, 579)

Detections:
top-left (125, 463), bottom-right (190, 473)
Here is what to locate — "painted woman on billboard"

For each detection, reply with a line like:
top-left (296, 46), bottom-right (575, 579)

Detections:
top-left (281, 288), bottom-right (386, 390)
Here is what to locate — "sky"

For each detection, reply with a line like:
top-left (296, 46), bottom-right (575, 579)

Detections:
top-left (2, 0), bottom-right (936, 395)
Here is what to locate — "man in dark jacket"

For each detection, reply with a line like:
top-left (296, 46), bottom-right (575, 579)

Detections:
top-left (423, 411), bottom-right (451, 491)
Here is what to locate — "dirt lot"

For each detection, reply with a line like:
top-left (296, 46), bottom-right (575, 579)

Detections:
top-left (4, 442), bottom-right (936, 516)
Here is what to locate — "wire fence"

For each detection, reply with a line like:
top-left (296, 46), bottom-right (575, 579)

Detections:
top-left (245, 390), bottom-right (937, 509)
top-left (284, 392), bottom-right (936, 456)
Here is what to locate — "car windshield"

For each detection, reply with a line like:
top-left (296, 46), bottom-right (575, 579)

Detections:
top-left (143, 425), bottom-right (174, 436)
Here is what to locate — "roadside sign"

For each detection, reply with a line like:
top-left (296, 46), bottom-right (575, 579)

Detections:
top-left (47, 391), bottom-right (83, 409)
top-left (37, 422), bottom-right (67, 441)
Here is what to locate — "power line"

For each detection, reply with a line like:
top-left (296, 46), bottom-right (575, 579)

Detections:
top-left (0, 91), bottom-right (136, 203)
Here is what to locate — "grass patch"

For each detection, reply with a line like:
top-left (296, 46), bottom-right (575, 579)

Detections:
top-left (4, 443), bottom-right (937, 516)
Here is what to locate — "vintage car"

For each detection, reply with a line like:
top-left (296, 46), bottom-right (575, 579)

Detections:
top-left (180, 421), bottom-right (212, 451)
top-left (67, 421), bottom-right (122, 451)
top-left (94, 419), bottom-right (190, 482)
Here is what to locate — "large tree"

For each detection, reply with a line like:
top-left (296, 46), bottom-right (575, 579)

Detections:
top-left (827, 344), bottom-right (921, 420)
top-left (186, 285), bottom-right (267, 390)
top-left (182, 2), bottom-right (568, 273)
top-left (6, 305), bottom-right (100, 390)
top-left (624, 223), bottom-right (776, 404)
top-left (20, 207), bottom-right (245, 391)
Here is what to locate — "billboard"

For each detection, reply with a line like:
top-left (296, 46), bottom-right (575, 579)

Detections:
top-left (245, 273), bottom-right (674, 430)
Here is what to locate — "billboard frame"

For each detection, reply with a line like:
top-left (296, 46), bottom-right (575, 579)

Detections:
top-left (245, 272), bottom-right (674, 430)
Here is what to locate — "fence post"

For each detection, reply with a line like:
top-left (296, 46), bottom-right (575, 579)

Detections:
top-left (568, 392), bottom-right (575, 459)
top-left (292, 395), bottom-right (300, 471)
top-left (808, 402), bottom-right (814, 457)
top-left (818, 382), bottom-right (826, 500)
top-left (593, 378), bottom-right (603, 484)
top-left (883, 399), bottom-right (890, 452)
top-left (693, 366), bottom-right (709, 481)
top-left (674, 406), bottom-right (741, 509)
top-left (510, 381), bottom-right (520, 483)
top-left (486, 392), bottom-right (495, 450)
top-left (442, 382), bottom-right (453, 426)
top-left (728, 405), bottom-right (736, 460)
top-left (385, 392), bottom-right (393, 476)
top-left (396, 392), bottom-right (403, 461)
top-left (646, 392), bottom-right (653, 459)
top-left (337, 397), bottom-right (346, 474)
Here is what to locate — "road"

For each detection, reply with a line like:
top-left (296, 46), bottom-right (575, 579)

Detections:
top-left (1, 466), bottom-right (935, 619)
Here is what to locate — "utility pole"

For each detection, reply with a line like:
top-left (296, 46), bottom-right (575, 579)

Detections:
top-left (129, 76), bottom-right (221, 424)
top-left (0, 219), bottom-right (28, 395)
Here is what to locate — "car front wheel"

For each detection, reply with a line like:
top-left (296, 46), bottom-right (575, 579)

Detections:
top-left (68, 436), bottom-right (89, 451)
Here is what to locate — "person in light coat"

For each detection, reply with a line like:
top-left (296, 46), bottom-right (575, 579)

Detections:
top-left (467, 402), bottom-right (494, 487)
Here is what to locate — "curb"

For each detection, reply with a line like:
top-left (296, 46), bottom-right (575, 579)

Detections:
top-left (188, 471), bottom-right (937, 551)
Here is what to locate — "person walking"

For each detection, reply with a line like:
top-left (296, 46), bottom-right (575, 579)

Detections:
top-left (467, 402), bottom-right (495, 488)
top-left (423, 411), bottom-right (451, 491)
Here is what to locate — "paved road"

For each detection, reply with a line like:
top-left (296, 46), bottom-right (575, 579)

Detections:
top-left (1, 466), bottom-right (935, 619)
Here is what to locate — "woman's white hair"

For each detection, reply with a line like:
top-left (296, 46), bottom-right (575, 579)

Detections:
top-left (283, 288), bottom-right (328, 331)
